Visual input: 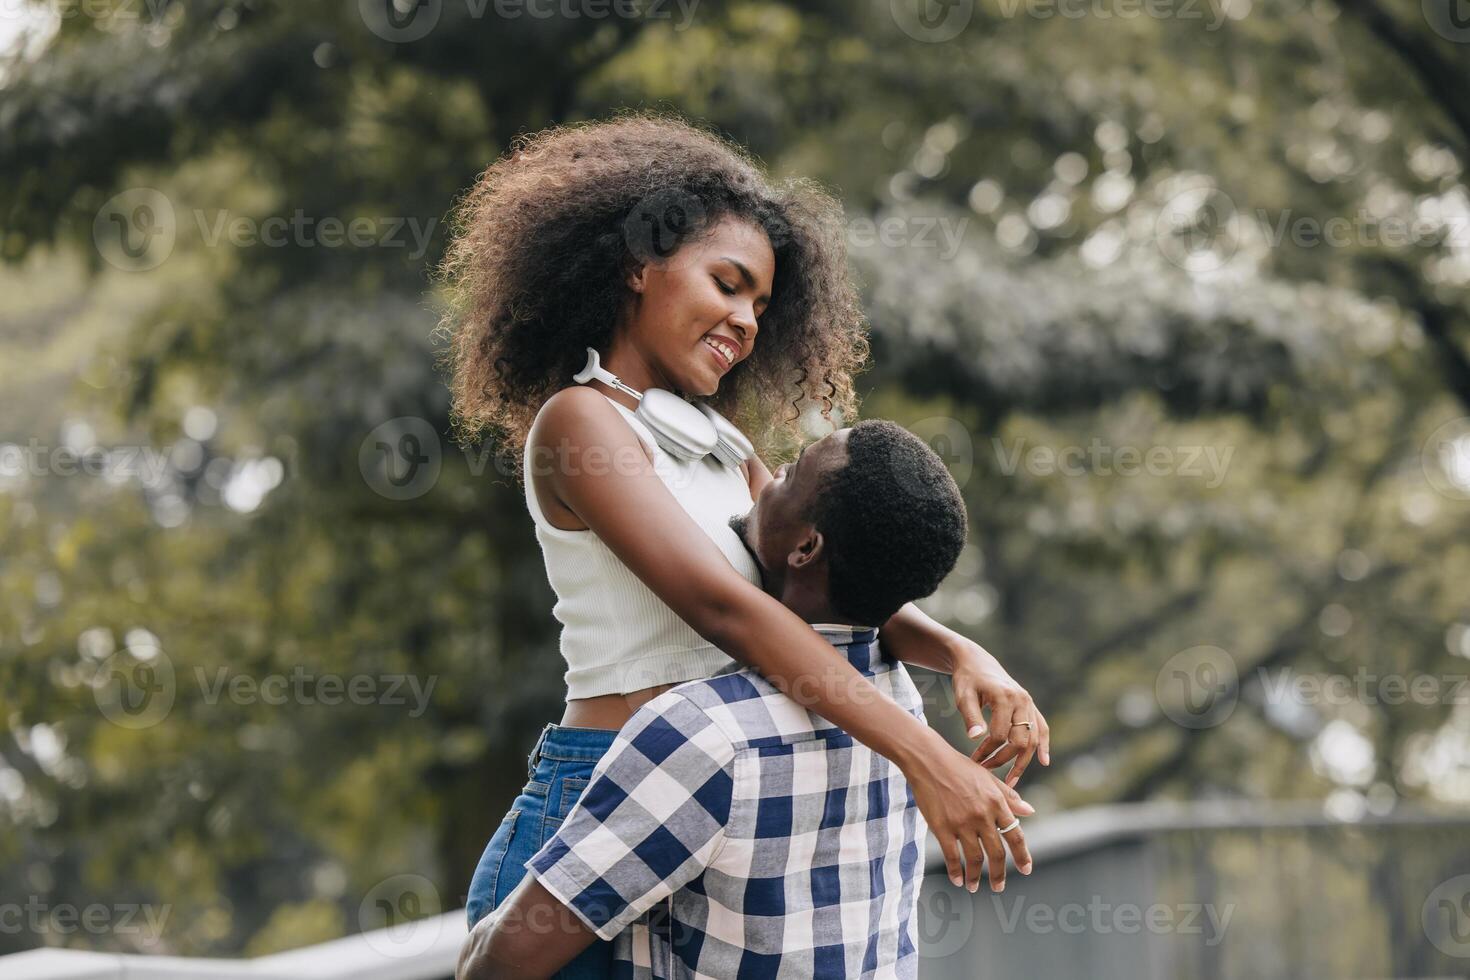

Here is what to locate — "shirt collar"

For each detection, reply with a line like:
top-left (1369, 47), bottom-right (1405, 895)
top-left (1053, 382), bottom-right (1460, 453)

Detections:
top-left (711, 623), bottom-right (888, 681)
top-left (809, 623), bottom-right (885, 672)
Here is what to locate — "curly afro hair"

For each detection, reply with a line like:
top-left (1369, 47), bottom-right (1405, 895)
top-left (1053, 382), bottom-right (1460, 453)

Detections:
top-left (809, 420), bottom-right (968, 626)
top-left (436, 112), bottom-right (870, 476)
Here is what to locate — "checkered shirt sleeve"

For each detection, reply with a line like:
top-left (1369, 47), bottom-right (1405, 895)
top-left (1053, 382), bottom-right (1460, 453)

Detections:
top-left (525, 692), bottom-right (735, 942)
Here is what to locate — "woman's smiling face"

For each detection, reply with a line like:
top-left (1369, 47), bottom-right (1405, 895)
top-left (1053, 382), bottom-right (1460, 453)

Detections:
top-left (623, 215), bottom-right (775, 397)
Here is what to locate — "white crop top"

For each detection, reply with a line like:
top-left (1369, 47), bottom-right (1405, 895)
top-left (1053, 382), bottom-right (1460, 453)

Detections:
top-left (523, 391), bottom-right (765, 698)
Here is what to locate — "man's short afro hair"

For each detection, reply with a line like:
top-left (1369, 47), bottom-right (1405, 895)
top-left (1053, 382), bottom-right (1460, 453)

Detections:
top-left (808, 419), bottom-right (968, 626)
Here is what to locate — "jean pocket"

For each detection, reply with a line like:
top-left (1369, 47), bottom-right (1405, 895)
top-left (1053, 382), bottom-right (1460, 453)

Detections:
top-left (554, 776), bottom-right (591, 820)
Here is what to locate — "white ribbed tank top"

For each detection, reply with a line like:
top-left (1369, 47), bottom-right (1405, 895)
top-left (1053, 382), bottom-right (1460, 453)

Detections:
top-left (523, 391), bottom-right (764, 699)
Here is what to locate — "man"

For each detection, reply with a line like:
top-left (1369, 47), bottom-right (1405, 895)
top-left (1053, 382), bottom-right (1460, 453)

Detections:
top-left (458, 420), bottom-right (1035, 978)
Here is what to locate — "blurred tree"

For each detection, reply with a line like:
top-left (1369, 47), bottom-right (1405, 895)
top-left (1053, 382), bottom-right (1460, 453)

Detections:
top-left (1, 0), bottom-right (1467, 958)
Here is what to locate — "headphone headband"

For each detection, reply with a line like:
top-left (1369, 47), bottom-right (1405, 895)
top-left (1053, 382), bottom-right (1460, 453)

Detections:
top-left (572, 347), bottom-right (749, 467)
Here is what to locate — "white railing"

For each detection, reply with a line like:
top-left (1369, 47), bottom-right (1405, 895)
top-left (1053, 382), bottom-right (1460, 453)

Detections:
top-left (2, 910), bottom-right (468, 980)
top-left (7, 801), bottom-right (1466, 979)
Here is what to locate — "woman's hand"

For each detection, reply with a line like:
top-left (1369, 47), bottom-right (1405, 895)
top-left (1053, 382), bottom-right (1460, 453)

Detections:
top-left (876, 603), bottom-right (1052, 787)
top-left (905, 728), bottom-right (1036, 893)
top-left (950, 641), bottom-right (1052, 788)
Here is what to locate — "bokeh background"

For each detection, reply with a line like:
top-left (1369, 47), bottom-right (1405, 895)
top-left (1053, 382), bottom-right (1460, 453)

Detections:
top-left (3, 0), bottom-right (1470, 975)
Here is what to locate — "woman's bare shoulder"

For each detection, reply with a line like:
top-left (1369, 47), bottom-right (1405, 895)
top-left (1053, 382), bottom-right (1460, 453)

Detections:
top-left (531, 386), bottom-right (614, 441)
top-left (530, 386), bottom-right (652, 463)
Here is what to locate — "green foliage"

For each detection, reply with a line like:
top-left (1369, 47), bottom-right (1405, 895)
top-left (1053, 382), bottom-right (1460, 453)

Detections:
top-left (1, 0), bottom-right (1468, 958)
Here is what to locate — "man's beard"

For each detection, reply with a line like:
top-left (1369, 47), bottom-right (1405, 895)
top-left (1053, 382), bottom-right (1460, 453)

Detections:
top-left (727, 512), bottom-right (767, 589)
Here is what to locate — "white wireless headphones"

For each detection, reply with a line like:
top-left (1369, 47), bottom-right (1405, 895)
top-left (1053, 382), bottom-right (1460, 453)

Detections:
top-left (572, 347), bottom-right (753, 468)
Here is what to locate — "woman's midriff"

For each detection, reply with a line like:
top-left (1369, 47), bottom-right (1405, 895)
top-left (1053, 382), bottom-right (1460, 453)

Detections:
top-left (560, 682), bottom-right (681, 730)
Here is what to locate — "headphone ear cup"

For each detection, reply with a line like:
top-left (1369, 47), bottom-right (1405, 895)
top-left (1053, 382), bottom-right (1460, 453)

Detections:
top-left (639, 389), bottom-right (718, 461)
top-left (696, 403), bottom-right (754, 468)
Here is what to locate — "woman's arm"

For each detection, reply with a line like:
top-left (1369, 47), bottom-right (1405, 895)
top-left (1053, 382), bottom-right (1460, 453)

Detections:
top-left (744, 449), bottom-right (777, 497)
top-left (538, 389), bottom-right (1033, 893)
top-left (881, 602), bottom-right (1051, 786)
top-left (879, 602), bottom-right (963, 673)
top-left (748, 450), bottom-right (1052, 786)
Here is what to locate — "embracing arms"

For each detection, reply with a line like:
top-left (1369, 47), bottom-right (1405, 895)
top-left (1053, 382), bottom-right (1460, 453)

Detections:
top-left (535, 389), bottom-right (1035, 893)
top-left (879, 602), bottom-right (1052, 785)
top-left (743, 452), bottom-right (1052, 786)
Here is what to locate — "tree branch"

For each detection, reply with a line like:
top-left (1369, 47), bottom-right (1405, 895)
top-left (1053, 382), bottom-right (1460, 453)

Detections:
top-left (1333, 0), bottom-right (1470, 155)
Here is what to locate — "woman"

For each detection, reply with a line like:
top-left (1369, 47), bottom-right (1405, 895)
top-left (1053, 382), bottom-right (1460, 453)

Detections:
top-left (441, 114), bottom-right (1051, 976)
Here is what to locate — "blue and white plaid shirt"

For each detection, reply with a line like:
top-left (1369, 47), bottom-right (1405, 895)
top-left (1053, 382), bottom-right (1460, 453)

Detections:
top-left (526, 624), bottom-right (929, 978)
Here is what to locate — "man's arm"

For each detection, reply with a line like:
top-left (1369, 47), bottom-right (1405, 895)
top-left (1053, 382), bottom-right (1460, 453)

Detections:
top-left (459, 693), bottom-right (737, 977)
top-left (456, 876), bottom-right (597, 980)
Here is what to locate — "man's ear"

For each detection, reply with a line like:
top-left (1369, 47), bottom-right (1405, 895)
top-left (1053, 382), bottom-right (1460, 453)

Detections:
top-left (788, 529), bottom-right (824, 570)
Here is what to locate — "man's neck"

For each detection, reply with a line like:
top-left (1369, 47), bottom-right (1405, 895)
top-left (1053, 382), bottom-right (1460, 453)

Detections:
top-left (778, 587), bottom-right (871, 630)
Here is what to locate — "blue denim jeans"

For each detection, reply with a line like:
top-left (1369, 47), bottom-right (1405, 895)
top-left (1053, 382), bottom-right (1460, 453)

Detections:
top-left (467, 723), bottom-right (620, 978)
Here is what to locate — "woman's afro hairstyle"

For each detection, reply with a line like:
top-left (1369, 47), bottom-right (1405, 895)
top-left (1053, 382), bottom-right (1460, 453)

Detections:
top-left (436, 112), bottom-right (869, 476)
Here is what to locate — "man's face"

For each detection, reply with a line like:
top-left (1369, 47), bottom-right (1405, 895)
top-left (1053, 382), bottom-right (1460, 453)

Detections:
top-left (728, 428), bottom-right (850, 599)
